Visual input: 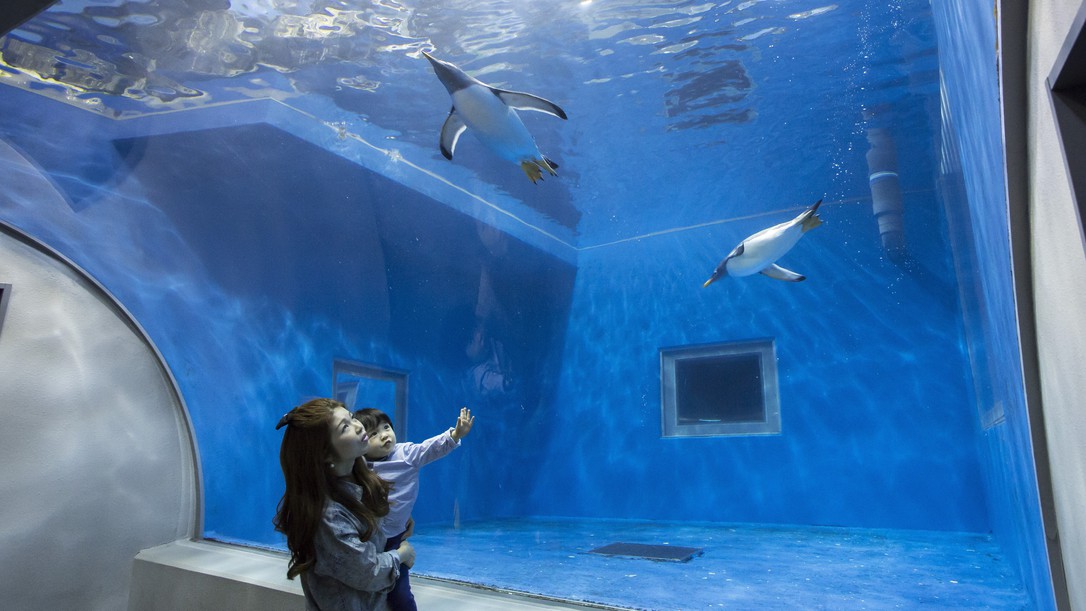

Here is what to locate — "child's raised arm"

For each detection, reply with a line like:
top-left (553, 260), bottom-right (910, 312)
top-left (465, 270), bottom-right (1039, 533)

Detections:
top-left (450, 407), bottom-right (475, 441)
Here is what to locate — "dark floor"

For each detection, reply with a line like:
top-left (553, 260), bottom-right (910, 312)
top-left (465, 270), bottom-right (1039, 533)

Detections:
top-left (409, 517), bottom-right (1033, 609)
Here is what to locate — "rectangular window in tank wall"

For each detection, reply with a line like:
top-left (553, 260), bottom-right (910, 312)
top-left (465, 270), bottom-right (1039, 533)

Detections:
top-left (0, 283), bottom-right (10, 338)
top-left (660, 339), bottom-right (780, 437)
top-left (332, 359), bottom-right (409, 440)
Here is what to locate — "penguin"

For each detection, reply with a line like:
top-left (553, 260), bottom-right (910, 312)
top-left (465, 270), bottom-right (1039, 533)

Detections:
top-left (422, 51), bottom-right (567, 183)
top-left (703, 199), bottom-right (823, 286)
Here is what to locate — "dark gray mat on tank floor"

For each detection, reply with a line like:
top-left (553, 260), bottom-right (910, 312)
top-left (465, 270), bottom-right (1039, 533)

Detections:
top-left (587, 542), bottom-right (703, 562)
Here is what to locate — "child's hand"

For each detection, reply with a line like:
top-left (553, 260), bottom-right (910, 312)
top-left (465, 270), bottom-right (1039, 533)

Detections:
top-left (451, 407), bottom-right (474, 441)
top-left (397, 541), bottom-right (416, 569)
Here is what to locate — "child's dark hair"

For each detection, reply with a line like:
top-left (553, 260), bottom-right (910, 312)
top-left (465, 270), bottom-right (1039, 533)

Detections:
top-left (354, 407), bottom-right (393, 433)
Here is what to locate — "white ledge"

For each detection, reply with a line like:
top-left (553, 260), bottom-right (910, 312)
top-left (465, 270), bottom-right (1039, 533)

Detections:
top-left (129, 539), bottom-right (608, 610)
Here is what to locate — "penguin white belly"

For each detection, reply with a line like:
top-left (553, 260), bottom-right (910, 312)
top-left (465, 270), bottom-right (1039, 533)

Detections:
top-left (452, 87), bottom-right (538, 163)
top-left (727, 222), bottom-right (804, 276)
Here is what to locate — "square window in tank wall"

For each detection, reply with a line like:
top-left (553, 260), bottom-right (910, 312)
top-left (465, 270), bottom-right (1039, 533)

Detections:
top-left (333, 359), bottom-right (409, 440)
top-left (660, 339), bottom-right (780, 437)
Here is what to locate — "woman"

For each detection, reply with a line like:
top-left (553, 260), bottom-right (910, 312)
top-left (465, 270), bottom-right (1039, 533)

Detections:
top-left (275, 398), bottom-right (415, 610)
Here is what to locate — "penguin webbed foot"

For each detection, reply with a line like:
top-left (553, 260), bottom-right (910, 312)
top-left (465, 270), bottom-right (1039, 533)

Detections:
top-left (800, 198), bottom-right (824, 232)
top-left (520, 159), bottom-right (559, 184)
top-left (521, 161), bottom-right (543, 183)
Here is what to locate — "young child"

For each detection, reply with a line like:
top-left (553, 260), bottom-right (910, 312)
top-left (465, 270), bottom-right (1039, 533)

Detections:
top-left (354, 406), bottom-right (475, 611)
top-left (274, 398), bottom-right (416, 611)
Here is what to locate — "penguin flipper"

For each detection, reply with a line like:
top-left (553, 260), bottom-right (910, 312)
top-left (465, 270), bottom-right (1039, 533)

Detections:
top-left (439, 109), bottom-right (467, 160)
top-left (493, 88), bottom-right (568, 120)
top-left (760, 264), bottom-right (806, 282)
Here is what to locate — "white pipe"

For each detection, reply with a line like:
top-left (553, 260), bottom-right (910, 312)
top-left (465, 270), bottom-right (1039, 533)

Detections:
top-left (865, 126), bottom-right (907, 261)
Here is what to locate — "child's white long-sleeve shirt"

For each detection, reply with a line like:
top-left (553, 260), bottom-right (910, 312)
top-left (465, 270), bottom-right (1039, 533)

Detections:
top-left (367, 429), bottom-right (460, 537)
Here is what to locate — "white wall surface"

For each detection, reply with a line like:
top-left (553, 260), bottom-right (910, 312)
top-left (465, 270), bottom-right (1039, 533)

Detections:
top-left (1027, 0), bottom-right (1086, 608)
top-left (0, 142), bottom-right (198, 610)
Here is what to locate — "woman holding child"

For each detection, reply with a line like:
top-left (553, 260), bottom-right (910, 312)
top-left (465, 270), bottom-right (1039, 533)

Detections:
top-left (274, 398), bottom-right (415, 611)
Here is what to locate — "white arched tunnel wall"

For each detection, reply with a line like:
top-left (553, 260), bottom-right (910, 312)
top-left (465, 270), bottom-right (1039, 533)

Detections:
top-left (0, 141), bottom-right (198, 610)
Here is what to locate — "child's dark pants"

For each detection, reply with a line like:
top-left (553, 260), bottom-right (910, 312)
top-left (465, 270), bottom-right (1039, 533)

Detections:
top-left (385, 530), bottom-right (416, 611)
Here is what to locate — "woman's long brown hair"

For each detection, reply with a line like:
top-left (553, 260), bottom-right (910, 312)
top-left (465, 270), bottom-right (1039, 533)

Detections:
top-left (273, 398), bottom-right (391, 579)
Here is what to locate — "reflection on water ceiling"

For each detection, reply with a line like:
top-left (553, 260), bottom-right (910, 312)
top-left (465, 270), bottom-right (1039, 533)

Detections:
top-left (0, 0), bottom-right (939, 245)
top-left (2, 0), bottom-right (781, 119)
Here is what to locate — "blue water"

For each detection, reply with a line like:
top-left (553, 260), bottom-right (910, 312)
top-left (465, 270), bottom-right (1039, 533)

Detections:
top-left (0, 0), bottom-right (1052, 608)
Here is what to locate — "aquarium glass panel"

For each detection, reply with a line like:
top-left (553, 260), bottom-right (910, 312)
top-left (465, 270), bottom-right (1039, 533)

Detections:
top-left (0, 0), bottom-right (1056, 607)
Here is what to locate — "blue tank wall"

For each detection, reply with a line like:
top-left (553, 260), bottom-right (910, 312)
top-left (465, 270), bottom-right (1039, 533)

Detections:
top-left (0, 90), bottom-right (576, 544)
top-left (0, 82), bottom-right (988, 536)
top-left (531, 194), bottom-right (990, 532)
top-left (931, 0), bottom-right (1055, 608)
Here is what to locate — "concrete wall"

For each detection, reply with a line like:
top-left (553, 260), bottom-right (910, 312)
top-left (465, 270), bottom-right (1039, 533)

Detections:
top-left (1026, 0), bottom-right (1086, 608)
top-left (0, 142), bottom-right (198, 610)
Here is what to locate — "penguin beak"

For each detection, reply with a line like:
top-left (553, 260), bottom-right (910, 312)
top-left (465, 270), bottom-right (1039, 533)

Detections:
top-left (422, 51), bottom-right (459, 93)
top-left (422, 51), bottom-right (442, 73)
top-left (702, 272), bottom-right (722, 288)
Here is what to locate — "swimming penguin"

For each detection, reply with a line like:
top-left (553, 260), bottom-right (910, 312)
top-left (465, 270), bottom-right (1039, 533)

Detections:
top-left (703, 199), bottom-right (823, 286)
top-left (422, 51), bottom-right (567, 183)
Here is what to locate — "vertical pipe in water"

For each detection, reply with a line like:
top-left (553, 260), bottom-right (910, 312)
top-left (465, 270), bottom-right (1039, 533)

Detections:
top-left (865, 124), bottom-right (908, 263)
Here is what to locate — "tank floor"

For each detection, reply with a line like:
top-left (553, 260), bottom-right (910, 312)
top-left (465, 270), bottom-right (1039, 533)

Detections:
top-left (409, 517), bottom-right (1032, 609)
